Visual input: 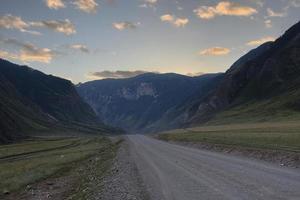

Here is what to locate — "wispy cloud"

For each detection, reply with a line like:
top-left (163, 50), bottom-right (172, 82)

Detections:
top-left (87, 70), bottom-right (153, 79)
top-left (160, 14), bottom-right (189, 27)
top-left (267, 8), bottom-right (286, 17)
top-left (264, 19), bottom-right (272, 28)
top-left (246, 36), bottom-right (275, 46)
top-left (0, 38), bottom-right (55, 63)
top-left (113, 22), bottom-right (140, 31)
top-left (0, 15), bottom-right (40, 35)
top-left (199, 47), bottom-right (231, 56)
top-left (194, 1), bottom-right (257, 20)
top-left (69, 44), bottom-right (89, 53)
top-left (139, 0), bottom-right (158, 9)
top-left (31, 19), bottom-right (76, 35)
top-left (46, 0), bottom-right (65, 9)
top-left (0, 14), bottom-right (76, 36)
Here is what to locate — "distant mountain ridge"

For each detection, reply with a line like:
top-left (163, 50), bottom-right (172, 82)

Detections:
top-left (78, 21), bottom-right (300, 132)
top-left (77, 73), bottom-right (223, 132)
top-left (0, 59), bottom-right (114, 143)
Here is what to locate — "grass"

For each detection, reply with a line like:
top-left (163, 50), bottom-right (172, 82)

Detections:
top-left (208, 89), bottom-right (300, 125)
top-left (158, 121), bottom-right (300, 152)
top-left (0, 136), bottom-right (117, 196)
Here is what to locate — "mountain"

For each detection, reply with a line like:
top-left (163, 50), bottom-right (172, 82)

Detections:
top-left (77, 21), bottom-right (300, 133)
top-left (182, 21), bottom-right (300, 125)
top-left (0, 59), bottom-right (114, 143)
top-left (77, 73), bottom-right (223, 133)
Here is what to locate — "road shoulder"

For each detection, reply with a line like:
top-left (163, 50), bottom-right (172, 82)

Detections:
top-left (98, 137), bottom-right (150, 200)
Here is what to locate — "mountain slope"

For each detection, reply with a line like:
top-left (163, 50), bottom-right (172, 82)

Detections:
top-left (0, 59), bottom-right (112, 143)
top-left (185, 21), bottom-right (300, 125)
top-left (77, 73), bottom-right (223, 132)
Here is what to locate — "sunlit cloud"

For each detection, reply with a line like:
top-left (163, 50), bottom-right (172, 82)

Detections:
top-left (194, 1), bottom-right (257, 19)
top-left (246, 36), bottom-right (275, 46)
top-left (73, 0), bottom-right (99, 13)
top-left (0, 39), bottom-right (55, 63)
top-left (19, 45), bottom-right (54, 63)
top-left (69, 44), bottom-right (89, 53)
top-left (87, 70), bottom-right (153, 79)
top-left (0, 50), bottom-right (18, 60)
top-left (186, 72), bottom-right (205, 77)
top-left (0, 15), bottom-right (40, 35)
top-left (267, 8), bottom-right (286, 17)
top-left (31, 19), bottom-right (76, 35)
top-left (199, 47), bottom-right (231, 56)
top-left (160, 14), bottom-right (174, 22)
top-left (46, 0), bottom-right (65, 9)
top-left (112, 22), bottom-right (139, 31)
top-left (0, 15), bottom-right (76, 36)
top-left (160, 14), bottom-right (189, 27)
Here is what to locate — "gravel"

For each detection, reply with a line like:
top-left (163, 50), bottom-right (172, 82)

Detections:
top-left (97, 139), bottom-right (149, 200)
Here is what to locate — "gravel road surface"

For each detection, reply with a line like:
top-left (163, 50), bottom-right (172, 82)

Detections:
top-left (128, 135), bottom-right (300, 200)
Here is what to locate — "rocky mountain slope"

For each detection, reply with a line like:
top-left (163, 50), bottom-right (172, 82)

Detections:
top-left (182, 21), bottom-right (300, 125)
top-left (77, 73), bottom-right (223, 132)
top-left (0, 59), bottom-right (114, 143)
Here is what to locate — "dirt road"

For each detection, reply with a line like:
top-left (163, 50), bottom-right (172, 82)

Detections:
top-left (128, 135), bottom-right (300, 200)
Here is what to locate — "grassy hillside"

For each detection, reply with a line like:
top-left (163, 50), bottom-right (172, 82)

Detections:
top-left (0, 59), bottom-right (119, 143)
top-left (207, 89), bottom-right (300, 125)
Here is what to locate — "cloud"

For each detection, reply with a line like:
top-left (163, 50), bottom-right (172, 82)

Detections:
top-left (0, 15), bottom-right (76, 36)
top-left (145, 0), bottom-right (157, 3)
top-left (0, 50), bottom-right (18, 60)
top-left (264, 19), bottom-right (272, 28)
top-left (199, 47), bottom-right (231, 56)
top-left (0, 39), bottom-right (55, 63)
top-left (139, 0), bottom-right (158, 8)
top-left (194, 1), bottom-right (257, 19)
top-left (69, 44), bottom-right (89, 53)
top-left (46, 0), bottom-right (65, 9)
top-left (186, 72), bottom-right (205, 77)
top-left (0, 15), bottom-right (40, 35)
top-left (246, 36), bottom-right (275, 46)
top-left (173, 18), bottom-right (189, 27)
top-left (160, 14), bottom-right (189, 27)
top-left (19, 44), bottom-right (54, 63)
top-left (113, 22), bottom-right (139, 30)
top-left (87, 70), bottom-right (153, 79)
top-left (73, 0), bottom-right (98, 13)
top-left (160, 14), bottom-right (174, 22)
top-left (289, 0), bottom-right (300, 8)
top-left (31, 19), bottom-right (76, 35)
top-left (267, 8), bottom-right (286, 17)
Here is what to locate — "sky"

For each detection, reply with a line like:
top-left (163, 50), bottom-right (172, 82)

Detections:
top-left (0, 0), bottom-right (300, 83)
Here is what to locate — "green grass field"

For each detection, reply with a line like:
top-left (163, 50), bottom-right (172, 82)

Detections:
top-left (158, 121), bottom-right (300, 152)
top-left (0, 136), bottom-right (117, 197)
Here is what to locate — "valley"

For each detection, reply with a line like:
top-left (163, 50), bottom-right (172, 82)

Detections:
top-left (0, 1), bottom-right (300, 199)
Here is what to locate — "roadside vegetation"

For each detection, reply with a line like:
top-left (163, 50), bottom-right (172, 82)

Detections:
top-left (0, 136), bottom-right (118, 199)
top-left (158, 121), bottom-right (300, 152)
